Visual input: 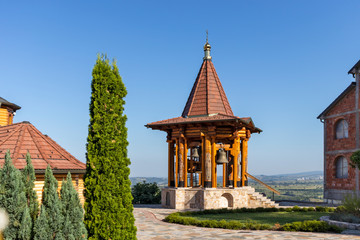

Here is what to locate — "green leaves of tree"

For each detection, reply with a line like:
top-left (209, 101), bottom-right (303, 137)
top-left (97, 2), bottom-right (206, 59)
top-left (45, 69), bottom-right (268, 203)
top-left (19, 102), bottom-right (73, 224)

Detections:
top-left (84, 54), bottom-right (136, 239)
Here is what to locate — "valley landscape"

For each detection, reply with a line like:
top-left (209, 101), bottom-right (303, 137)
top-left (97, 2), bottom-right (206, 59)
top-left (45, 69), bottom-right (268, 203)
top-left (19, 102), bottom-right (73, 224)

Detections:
top-left (130, 171), bottom-right (324, 202)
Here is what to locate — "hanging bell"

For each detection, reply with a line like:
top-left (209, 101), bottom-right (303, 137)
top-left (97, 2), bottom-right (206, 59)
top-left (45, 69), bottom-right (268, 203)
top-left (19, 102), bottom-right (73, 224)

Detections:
top-left (192, 147), bottom-right (200, 159)
top-left (216, 148), bottom-right (229, 164)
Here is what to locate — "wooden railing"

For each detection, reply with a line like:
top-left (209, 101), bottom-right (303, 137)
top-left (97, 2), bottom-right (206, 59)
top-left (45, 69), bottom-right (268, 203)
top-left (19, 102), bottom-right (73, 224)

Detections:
top-left (246, 172), bottom-right (280, 195)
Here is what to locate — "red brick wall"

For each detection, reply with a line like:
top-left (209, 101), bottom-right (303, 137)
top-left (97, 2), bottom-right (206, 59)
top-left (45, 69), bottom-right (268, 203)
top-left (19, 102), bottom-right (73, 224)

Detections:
top-left (327, 88), bottom-right (355, 116)
top-left (325, 153), bottom-right (356, 190)
top-left (324, 86), bottom-right (359, 192)
top-left (325, 113), bottom-right (356, 152)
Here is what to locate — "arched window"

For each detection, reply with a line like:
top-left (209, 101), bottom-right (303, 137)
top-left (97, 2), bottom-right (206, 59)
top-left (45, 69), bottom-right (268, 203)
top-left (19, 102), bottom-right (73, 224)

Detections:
top-left (336, 157), bottom-right (348, 179)
top-left (335, 119), bottom-right (348, 139)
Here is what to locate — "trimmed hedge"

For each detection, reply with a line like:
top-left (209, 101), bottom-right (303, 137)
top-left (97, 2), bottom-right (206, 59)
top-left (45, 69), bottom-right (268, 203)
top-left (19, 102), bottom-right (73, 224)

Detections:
top-left (280, 220), bottom-right (342, 233)
top-left (175, 206), bottom-right (334, 217)
top-left (166, 213), bottom-right (272, 230)
top-left (164, 206), bottom-right (342, 233)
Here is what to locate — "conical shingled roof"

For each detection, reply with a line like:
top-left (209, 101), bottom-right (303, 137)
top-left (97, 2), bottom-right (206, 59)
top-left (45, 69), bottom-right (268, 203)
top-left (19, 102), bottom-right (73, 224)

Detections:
top-left (182, 57), bottom-right (233, 117)
top-left (0, 121), bottom-right (85, 172)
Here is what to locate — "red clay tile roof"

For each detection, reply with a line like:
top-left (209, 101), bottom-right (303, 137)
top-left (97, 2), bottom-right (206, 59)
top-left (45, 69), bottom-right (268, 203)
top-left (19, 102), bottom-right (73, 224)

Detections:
top-left (146, 113), bottom-right (262, 133)
top-left (0, 121), bottom-right (85, 171)
top-left (182, 60), bottom-right (233, 117)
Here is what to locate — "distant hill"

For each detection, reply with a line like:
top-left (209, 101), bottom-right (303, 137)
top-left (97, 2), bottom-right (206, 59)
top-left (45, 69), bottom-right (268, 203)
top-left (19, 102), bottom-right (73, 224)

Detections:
top-left (130, 171), bottom-right (323, 187)
top-left (130, 177), bottom-right (167, 187)
top-left (252, 171), bottom-right (323, 182)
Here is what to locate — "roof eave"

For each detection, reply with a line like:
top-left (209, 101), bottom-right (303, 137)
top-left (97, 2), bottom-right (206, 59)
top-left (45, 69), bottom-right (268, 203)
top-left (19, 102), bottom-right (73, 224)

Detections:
top-left (317, 82), bottom-right (356, 119)
top-left (348, 60), bottom-right (360, 75)
top-left (146, 117), bottom-right (262, 133)
top-left (34, 169), bottom-right (86, 174)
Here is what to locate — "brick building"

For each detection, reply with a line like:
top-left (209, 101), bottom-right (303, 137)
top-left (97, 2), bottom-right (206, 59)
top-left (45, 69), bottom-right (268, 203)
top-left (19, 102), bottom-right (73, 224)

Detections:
top-left (318, 60), bottom-right (360, 204)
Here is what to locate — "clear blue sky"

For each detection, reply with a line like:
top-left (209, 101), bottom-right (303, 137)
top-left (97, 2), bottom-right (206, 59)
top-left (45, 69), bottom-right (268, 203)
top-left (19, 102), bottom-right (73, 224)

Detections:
top-left (1, 1), bottom-right (360, 177)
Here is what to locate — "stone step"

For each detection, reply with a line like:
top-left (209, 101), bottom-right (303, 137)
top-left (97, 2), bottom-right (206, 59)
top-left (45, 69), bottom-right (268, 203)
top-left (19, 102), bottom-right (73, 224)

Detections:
top-left (248, 190), bottom-right (278, 208)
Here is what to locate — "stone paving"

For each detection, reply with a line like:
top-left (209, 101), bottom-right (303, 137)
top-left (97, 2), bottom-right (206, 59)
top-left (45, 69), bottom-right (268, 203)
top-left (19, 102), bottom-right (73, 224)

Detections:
top-left (134, 205), bottom-right (360, 240)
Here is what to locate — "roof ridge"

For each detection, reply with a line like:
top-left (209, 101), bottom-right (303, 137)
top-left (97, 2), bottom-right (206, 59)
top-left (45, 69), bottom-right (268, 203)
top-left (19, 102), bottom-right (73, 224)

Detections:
top-left (12, 124), bottom-right (26, 165)
top-left (182, 61), bottom-right (206, 117)
top-left (205, 60), bottom-right (209, 115)
top-left (27, 124), bottom-right (84, 168)
top-left (210, 61), bottom-right (233, 115)
top-left (42, 132), bottom-right (85, 168)
top-left (27, 124), bottom-right (52, 168)
top-left (317, 82), bottom-right (356, 119)
top-left (0, 124), bottom-right (22, 148)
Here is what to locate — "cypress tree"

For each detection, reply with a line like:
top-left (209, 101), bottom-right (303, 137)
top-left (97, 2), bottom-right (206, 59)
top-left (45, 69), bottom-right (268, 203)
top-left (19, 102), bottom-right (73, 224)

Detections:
top-left (18, 206), bottom-right (31, 240)
top-left (60, 172), bottom-right (87, 240)
top-left (84, 55), bottom-right (136, 239)
top-left (34, 205), bottom-right (50, 240)
top-left (22, 152), bottom-right (39, 228)
top-left (42, 165), bottom-right (64, 239)
top-left (0, 151), bottom-right (27, 239)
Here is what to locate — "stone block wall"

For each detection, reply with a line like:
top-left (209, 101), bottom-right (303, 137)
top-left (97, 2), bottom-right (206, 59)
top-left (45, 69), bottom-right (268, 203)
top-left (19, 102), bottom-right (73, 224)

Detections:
top-left (161, 187), bottom-right (276, 210)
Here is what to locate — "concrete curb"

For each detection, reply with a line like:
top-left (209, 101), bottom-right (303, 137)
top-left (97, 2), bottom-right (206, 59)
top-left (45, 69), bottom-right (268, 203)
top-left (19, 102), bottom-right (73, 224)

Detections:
top-left (320, 216), bottom-right (360, 230)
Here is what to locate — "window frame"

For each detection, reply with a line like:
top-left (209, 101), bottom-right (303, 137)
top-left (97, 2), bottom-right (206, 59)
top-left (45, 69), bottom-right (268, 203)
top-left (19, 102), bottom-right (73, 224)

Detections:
top-left (335, 156), bottom-right (348, 179)
top-left (335, 119), bottom-right (349, 139)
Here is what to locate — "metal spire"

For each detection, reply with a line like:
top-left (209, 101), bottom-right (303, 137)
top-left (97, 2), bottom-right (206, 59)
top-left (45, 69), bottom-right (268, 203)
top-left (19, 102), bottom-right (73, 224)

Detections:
top-left (203, 30), bottom-right (212, 60)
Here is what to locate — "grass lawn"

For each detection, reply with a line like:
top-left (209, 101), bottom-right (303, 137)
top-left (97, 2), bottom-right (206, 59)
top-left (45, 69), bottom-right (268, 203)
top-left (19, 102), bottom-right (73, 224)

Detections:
top-left (186, 211), bottom-right (330, 225)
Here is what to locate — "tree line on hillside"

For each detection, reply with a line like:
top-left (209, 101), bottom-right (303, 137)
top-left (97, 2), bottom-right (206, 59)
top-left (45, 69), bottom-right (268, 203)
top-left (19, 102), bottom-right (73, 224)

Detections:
top-left (0, 151), bottom-right (86, 240)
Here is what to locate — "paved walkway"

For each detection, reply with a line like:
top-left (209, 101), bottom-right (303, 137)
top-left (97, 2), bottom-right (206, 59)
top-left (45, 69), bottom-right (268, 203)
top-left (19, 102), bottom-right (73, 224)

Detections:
top-left (134, 205), bottom-right (360, 240)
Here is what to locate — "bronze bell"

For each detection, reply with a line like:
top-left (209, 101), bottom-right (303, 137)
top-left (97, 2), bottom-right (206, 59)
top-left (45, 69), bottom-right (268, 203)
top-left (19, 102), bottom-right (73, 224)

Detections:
top-left (192, 147), bottom-right (200, 159)
top-left (216, 148), bottom-right (228, 164)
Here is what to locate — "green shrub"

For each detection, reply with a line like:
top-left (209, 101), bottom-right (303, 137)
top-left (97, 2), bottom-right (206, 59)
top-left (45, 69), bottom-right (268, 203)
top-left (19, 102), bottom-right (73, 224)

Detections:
top-left (131, 181), bottom-right (161, 204)
top-left (350, 150), bottom-right (360, 169)
top-left (292, 206), bottom-right (301, 212)
top-left (342, 194), bottom-right (360, 216)
top-left (335, 205), bottom-right (346, 213)
top-left (280, 220), bottom-right (342, 233)
top-left (315, 206), bottom-right (326, 212)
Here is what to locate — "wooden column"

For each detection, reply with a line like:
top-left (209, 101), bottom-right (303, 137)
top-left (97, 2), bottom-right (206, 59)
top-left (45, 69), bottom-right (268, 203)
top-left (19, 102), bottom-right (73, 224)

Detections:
top-left (184, 139), bottom-right (188, 187)
top-left (228, 156), bottom-right (233, 186)
top-left (167, 140), bottom-right (175, 187)
top-left (201, 135), bottom-right (205, 186)
top-left (175, 139), bottom-right (179, 187)
top-left (222, 163), bottom-right (226, 187)
top-left (233, 137), bottom-right (240, 188)
top-left (204, 135), bottom-right (212, 188)
top-left (190, 147), bottom-right (194, 187)
top-left (211, 137), bottom-right (216, 188)
top-left (178, 138), bottom-right (185, 187)
top-left (241, 139), bottom-right (248, 187)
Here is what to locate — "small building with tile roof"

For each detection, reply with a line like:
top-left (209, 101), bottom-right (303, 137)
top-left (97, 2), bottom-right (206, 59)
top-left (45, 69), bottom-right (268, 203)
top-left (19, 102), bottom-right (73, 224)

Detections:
top-left (0, 98), bottom-right (85, 203)
top-left (146, 40), bottom-right (279, 210)
top-left (0, 97), bottom-right (20, 126)
top-left (318, 60), bottom-right (360, 204)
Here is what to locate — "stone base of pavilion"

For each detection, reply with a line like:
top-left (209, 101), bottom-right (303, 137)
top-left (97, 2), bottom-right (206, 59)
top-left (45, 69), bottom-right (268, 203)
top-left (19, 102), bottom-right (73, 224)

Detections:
top-left (161, 186), bottom-right (278, 210)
